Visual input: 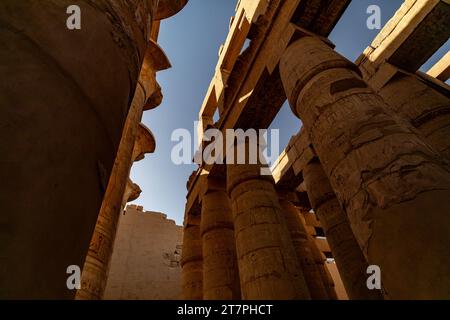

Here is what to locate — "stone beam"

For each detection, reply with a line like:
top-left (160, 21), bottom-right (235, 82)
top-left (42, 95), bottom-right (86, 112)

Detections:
top-left (427, 50), bottom-right (450, 82)
top-left (197, 0), bottom-right (269, 138)
top-left (187, 0), bottom-right (350, 249)
top-left (218, 0), bottom-right (350, 131)
top-left (357, 0), bottom-right (450, 84)
top-left (272, 128), bottom-right (315, 189)
top-left (196, 0), bottom-right (350, 151)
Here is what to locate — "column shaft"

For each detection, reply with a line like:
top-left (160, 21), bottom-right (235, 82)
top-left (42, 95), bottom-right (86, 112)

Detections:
top-left (304, 160), bottom-right (383, 299)
top-left (279, 198), bottom-right (330, 299)
top-left (76, 39), bottom-right (165, 299)
top-left (227, 148), bottom-right (310, 300)
top-left (0, 0), bottom-right (155, 299)
top-left (280, 36), bottom-right (450, 299)
top-left (201, 178), bottom-right (241, 300)
top-left (301, 214), bottom-right (338, 300)
top-left (76, 82), bottom-right (147, 300)
top-left (181, 225), bottom-right (203, 300)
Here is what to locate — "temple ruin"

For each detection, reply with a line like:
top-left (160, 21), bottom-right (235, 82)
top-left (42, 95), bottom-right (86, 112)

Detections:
top-left (182, 0), bottom-right (450, 300)
top-left (0, 0), bottom-right (449, 300)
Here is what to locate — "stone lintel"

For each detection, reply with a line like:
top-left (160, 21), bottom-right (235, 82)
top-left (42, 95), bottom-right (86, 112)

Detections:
top-left (290, 0), bottom-right (351, 37)
top-left (427, 50), bottom-right (450, 82)
top-left (272, 128), bottom-right (316, 188)
top-left (195, 0), bottom-right (349, 171)
top-left (357, 0), bottom-right (450, 80)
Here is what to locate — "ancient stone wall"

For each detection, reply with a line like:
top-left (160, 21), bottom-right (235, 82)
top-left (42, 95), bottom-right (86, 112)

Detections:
top-left (104, 205), bottom-right (183, 300)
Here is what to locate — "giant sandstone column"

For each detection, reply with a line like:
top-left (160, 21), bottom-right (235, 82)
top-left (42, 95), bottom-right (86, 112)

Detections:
top-left (181, 224), bottom-right (204, 300)
top-left (278, 195), bottom-right (330, 300)
top-left (200, 176), bottom-right (241, 300)
top-left (0, 0), bottom-right (158, 299)
top-left (226, 140), bottom-right (311, 300)
top-left (76, 41), bottom-right (166, 300)
top-left (280, 36), bottom-right (450, 299)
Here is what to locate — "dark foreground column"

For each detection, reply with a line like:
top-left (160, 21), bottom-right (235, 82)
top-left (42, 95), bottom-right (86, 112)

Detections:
top-left (0, 0), bottom-right (157, 299)
top-left (76, 41), bottom-right (166, 300)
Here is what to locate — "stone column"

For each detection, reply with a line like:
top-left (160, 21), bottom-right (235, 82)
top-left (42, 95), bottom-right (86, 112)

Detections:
top-left (0, 0), bottom-right (157, 299)
top-left (181, 224), bottom-right (203, 300)
top-left (295, 207), bottom-right (337, 300)
top-left (75, 81), bottom-right (147, 300)
top-left (303, 160), bottom-right (382, 300)
top-left (76, 40), bottom-right (168, 300)
top-left (226, 141), bottom-right (310, 300)
top-left (378, 74), bottom-right (450, 160)
top-left (200, 176), bottom-right (241, 300)
top-left (280, 36), bottom-right (450, 299)
top-left (279, 195), bottom-right (330, 299)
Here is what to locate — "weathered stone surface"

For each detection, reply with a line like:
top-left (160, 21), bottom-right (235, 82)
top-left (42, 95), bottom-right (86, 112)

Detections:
top-left (181, 225), bottom-right (203, 300)
top-left (200, 177), bottom-right (241, 300)
top-left (76, 33), bottom-right (173, 300)
top-left (132, 123), bottom-right (156, 162)
top-left (303, 160), bottom-right (383, 300)
top-left (76, 47), bottom-right (159, 300)
top-left (280, 36), bottom-right (450, 299)
top-left (104, 205), bottom-right (183, 300)
top-left (196, 0), bottom-right (350, 171)
top-left (155, 0), bottom-right (189, 21)
top-left (357, 0), bottom-right (450, 78)
top-left (279, 196), bottom-right (329, 300)
top-left (0, 0), bottom-right (156, 299)
top-left (427, 51), bottom-right (450, 82)
top-left (226, 142), bottom-right (310, 300)
top-left (379, 73), bottom-right (450, 160)
top-left (296, 207), bottom-right (338, 300)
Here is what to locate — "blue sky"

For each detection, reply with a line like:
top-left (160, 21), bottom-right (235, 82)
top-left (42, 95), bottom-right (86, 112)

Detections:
top-left (130, 0), bottom-right (449, 225)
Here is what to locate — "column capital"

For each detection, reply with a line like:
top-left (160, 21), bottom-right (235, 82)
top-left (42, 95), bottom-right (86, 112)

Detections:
top-left (280, 36), bottom-right (360, 116)
top-left (155, 0), bottom-right (189, 21)
top-left (132, 123), bottom-right (156, 162)
top-left (123, 179), bottom-right (142, 203)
